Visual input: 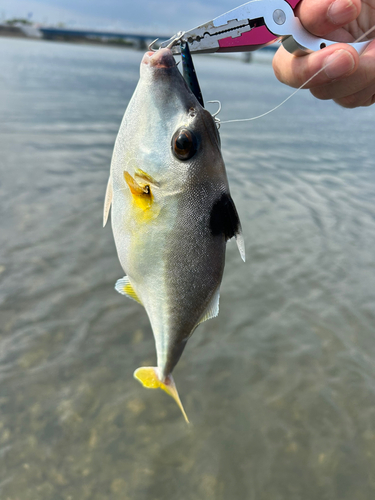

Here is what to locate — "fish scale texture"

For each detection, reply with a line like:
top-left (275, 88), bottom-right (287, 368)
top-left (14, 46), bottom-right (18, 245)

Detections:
top-left (107, 48), bottom-right (243, 380)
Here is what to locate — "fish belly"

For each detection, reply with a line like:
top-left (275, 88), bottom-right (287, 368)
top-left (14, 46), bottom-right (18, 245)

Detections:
top-left (112, 179), bottom-right (226, 377)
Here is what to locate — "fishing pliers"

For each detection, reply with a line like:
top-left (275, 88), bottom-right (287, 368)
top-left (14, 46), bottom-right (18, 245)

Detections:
top-left (160, 0), bottom-right (370, 56)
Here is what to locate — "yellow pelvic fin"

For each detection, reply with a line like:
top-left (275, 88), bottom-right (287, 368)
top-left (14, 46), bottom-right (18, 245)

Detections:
top-left (134, 367), bottom-right (189, 424)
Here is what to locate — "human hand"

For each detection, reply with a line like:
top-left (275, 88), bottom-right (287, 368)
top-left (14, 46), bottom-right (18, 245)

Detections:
top-left (272, 0), bottom-right (375, 108)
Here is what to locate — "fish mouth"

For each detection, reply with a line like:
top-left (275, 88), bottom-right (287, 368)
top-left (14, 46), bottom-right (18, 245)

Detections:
top-left (142, 48), bottom-right (176, 69)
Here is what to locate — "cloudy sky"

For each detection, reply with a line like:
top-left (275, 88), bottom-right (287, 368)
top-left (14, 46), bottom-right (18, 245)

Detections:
top-left (2, 0), bottom-right (237, 35)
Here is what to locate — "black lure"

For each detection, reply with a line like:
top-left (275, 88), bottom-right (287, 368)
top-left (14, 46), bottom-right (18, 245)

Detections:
top-left (180, 40), bottom-right (204, 108)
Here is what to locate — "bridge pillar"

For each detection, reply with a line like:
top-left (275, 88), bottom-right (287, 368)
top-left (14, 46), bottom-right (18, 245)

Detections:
top-left (135, 38), bottom-right (147, 51)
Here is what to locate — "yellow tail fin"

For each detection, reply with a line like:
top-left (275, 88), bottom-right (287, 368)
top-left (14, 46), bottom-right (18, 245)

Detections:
top-left (134, 367), bottom-right (189, 424)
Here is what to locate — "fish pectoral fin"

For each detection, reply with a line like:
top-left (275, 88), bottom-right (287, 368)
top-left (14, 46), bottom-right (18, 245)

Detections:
top-left (124, 171), bottom-right (154, 212)
top-left (124, 171), bottom-right (150, 196)
top-left (235, 231), bottom-right (246, 263)
top-left (197, 287), bottom-right (220, 326)
top-left (115, 276), bottom-right (143, 305)
top-left (103, 174), bottom-right (113, 227)
top-left (134, 169), bottom-right (159, 187)
top-left (134, 367), bottom-right (189, 424)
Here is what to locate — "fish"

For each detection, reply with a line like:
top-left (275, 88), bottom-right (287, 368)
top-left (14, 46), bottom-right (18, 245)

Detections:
top-left (103, 47), bottom-right (245, 423)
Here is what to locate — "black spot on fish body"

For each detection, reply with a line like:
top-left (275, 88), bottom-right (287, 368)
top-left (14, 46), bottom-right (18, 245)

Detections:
top-left (210, 193), bottom-right (240, 240)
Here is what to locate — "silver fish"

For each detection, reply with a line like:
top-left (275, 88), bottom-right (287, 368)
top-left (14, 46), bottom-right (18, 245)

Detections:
top-left (103, 48), bottom-right (245, 422)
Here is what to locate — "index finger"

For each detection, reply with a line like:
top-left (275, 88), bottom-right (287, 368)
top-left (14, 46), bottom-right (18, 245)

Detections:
top-left (272, 43), bottom-right (359, 89)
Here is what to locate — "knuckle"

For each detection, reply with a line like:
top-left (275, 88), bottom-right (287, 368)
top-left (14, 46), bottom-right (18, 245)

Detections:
top-left (272, 60), bottom-right (282, 83)
top-left (335, 94), bottom-right (360, 109)
top-left (362, 64), bottom-right (375, 88)
top-left (272, 48), bottom-right (303, 88)
top-left (272, 54), bottom-right (286, 84)
top-left (309, 87), bottom-right (332, 101)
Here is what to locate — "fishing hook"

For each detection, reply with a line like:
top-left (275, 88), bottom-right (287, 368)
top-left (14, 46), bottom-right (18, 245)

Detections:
top-left (166, 31), bottom-right (185, 50)
top-left (148, 38), bottom-right (159, 52)
top-left (149, 32), bottom-right (184, 54)
top-left (208, 100), bottom-right (222, 129)
top-left (208, 100), bottom-right (222, 118)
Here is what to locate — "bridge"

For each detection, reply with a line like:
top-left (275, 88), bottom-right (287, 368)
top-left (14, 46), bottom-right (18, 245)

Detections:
top-left (39, 27), bottom-right (169, 47)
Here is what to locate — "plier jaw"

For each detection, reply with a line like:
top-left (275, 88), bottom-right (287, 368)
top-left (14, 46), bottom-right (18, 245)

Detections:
top-left (160, 0), bottom-right (370, 56)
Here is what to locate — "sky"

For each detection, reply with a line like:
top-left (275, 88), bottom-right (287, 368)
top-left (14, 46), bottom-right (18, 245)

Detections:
top-left (1, 0), bottom-right (238, 35)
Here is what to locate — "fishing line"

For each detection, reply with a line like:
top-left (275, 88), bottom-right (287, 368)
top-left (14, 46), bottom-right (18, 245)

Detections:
top-left (220, 24), bottom-right (375, 125)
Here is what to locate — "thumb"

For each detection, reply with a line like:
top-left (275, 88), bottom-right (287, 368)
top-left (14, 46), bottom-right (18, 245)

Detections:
top-left (296, 0), bottom-right (361, 37)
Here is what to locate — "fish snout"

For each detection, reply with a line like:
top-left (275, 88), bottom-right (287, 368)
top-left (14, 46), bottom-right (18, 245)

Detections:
top-left (142, 48), bottom-right (176, 69)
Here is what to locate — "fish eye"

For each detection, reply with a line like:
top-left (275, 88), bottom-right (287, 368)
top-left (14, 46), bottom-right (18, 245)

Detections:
top-left (172, 128), bottom-right (197, 161)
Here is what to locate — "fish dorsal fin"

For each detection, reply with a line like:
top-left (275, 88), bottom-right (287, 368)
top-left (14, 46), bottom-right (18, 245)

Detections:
top-left (103, 174), bottom-right (113, 227)
top-left (115, 276), bottom-right (143, 305)
top-left (197, 287), bottom-right (220, 326)
top-left (235, 231), bottom-right (246, 263)
top-left (209, 193), bottom-right (246, 262)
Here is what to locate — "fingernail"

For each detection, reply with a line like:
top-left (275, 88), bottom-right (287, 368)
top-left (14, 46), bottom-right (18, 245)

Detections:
top-left (328, 0), bottom-right (358, 25)
top-left (324, 50), bottom-right (355, 79)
